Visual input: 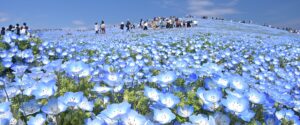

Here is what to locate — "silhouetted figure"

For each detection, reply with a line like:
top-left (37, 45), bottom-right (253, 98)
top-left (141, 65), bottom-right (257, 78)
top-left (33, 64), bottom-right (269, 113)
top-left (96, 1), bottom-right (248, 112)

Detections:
top-left (1, 27), bottom-right (5, 35)
top-left (126, 20), bottom-right (131, 31)
top-left (16, 24), bottom-right (21, 35)
top-left (23, 22), bottom-right (29, 34)
top-left (100, 20), bottom-right (106, 34)
top-left (187, 21), bottom-right (192, 28)
top-left (120, 22), bottom-right (125, 30)
top-left (7, 25), bottom-right (13, 32)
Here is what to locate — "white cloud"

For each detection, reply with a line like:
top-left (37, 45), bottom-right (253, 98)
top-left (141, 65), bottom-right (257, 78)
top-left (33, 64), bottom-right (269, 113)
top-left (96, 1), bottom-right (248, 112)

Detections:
top-left (0, 12), bottom-right (10, 22)
top-left (0, 17), bottom-right (9, 22)
top-left (72, 20), bottom-right (85, 26)
top-left (187, 0), bottom-right (239, 17)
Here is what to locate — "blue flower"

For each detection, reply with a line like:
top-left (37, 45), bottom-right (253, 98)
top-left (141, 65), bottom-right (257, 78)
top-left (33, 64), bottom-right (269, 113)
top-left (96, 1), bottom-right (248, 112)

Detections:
top-left (11, 65), bottom-right (28, 76)
top-left (177, 105), bottom-right (194, 118)
top-left (32, 82), bottom-right (56, 99)
top-left (92, 84), bottom-right (112, 94)
top-left (65, 60), bottom-right (90, 77)
top-left (0, 102), bottom-right (13, 123)
top-left (153, 108), bottom-right (176, 124)
top-left (58, 91), bottom-right (84, 107)
top-left (0, 102), bottom-right (10, 113)
top-left (144, 86), bottom-right (160, 101)
top-left (213, 112), bottom-right (230, 125)
top-left (221, 95), bottom-right (249, 113)
top-left (197, 88), bottom-right (222, 111)
top-left (20, 100), bottom-right (41, 116)
top-left (42, 98), bottom-right (67, 115)
top-left (103, 72), bottom-right (123, 87)
top-left (246, 88), bottom-right (266, 104)
top-left (27, 113), bottom-right (46, 125)
top-left (100, 101), bottom-right (131, 119)
top-left (85, 118), bottom-right (105, 125)
top-left (78, 97), bottom-right (94, 111)
top-left (121, 110), bottom-right (147, 125)
top-left (157, 71), bottom-right (177, 87)
top-left (159, 93), bottom-right (180, 108)
top-left (189, 114), bottom-right (215, 125)
top-left (229, 75), bottom-right (249, 91)
top-left (239, 110), bottom-right (255, 122)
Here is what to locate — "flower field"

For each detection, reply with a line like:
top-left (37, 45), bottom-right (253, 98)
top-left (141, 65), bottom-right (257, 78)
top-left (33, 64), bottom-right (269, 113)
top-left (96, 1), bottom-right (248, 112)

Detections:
top-left (1, 19), bottom-right (300, 125)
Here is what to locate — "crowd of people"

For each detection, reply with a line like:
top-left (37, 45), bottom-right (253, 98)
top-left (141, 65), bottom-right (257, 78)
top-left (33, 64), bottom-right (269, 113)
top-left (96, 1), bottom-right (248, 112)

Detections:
top-left (1, 23), bottom-right (31, 36)
top-left (93, 16), bottom-right (198, 34)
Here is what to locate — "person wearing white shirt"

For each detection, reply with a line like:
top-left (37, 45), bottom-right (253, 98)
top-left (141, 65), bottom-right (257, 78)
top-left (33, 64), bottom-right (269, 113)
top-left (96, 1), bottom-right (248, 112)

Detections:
top-left (94, 22), bottom-right (100, 34)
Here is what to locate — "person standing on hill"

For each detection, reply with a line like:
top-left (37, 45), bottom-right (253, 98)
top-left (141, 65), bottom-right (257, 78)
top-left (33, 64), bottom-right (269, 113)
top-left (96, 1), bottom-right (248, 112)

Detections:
top-left (126, 20), bottom-right (131, 32)
top-left (100, 20), bottom-right (106, 34)
top-left (16, 24), bottom-right (21, 35)
top-left (94, 22), bottom-right (100, 34)
top-left (23, 23), bottom-right (29, 35)
top-left (120, 22), bottom-right (125, 30)
top-left (1, 27), bottom-right (5, 35)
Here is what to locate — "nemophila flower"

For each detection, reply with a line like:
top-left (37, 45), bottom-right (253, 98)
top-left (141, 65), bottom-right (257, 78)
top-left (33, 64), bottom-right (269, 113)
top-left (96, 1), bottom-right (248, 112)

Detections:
top-left (238, 110), bottom-right (255, 122)
top-left (229, 75), bottom-right (249, 91)
top-left (0, 102), bottom-right (13, 123)
top-left (42, 98), bottom-right (67, 115)
top-left (211, 74), bottom-right (230, 88)
top-left (65, 60), bottom-right (90, 76)
top-left (213, 112), bottom-right (230, 125)
top-left (2, 87), bottom-right (21, 98)
top-left (85, 118), bottom-right (105, 125)
top-left (197, 88), bottom-right (222, 111)
top-left (27, 113), bottom-right (46, 125)
top-left (204, 77), bottom-right (219, 90)
top-left (92, 84), bottom-right (112, 94)
top-left (264, 114), bottom-right (280, 125)
top-left (159, 93), bottom-right (180, 108)
top-left (275, 109), bottom-right (297, 121)
top-left (11, 65), bottom-right (28, 76)
top-left (124, 64), bottom-right (140, 75)
top-left (189, 114), bottom-right (216, 125)
top-left (78, 97), bottom-right (94, 111)
top-left (0, 102), bottom-right (10, 113)
top-left (103, 72), bottom-right (123, 87)
top-left (153, 108), bottom-right (176, 124)
top-left (221, 95), bottom-right (249, 113)
top-left (246, 88), bottom-right (266, 104)
top-left (177, 105), bottom-right (194, 118)
top-left (186, 73), bottom-right (198, 83)
top-left (157, 71), bottom-right (177, 87)
top-left (121, 110), bottom-right (147, 125)
top-left (144, 86), bottom-right (160, 101)
top-left (32, 82), bottom-right (56, 99)
top-left (58, 91), bottom-right (84, 107)
top-left (100, 101), bottom-right (131, 119)
top-left (20, 100), bottom-right (41, 116)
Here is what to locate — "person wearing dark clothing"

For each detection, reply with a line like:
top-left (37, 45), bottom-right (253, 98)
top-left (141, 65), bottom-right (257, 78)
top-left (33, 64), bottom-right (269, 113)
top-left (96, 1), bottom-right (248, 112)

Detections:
top-left (120, 22), bottom-right (125, 30)
top-left (7, 25), bottom-right (13, 32)
top-left (1, 27), bottom-right (5, 35)
top-left (16, 24), bottom-right (21, 35)
top-left (187, 21), bottom-right (192, 28)
top-left (126, 21), bottom-right (131, 31)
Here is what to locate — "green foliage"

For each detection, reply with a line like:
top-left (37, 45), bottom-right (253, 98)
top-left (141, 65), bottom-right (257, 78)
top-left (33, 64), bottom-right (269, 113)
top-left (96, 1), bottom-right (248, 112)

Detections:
top-left (56, 73), bottom-right (95, 97)
top-left (123, 89), bottom-right (150, 115)
top-left (0, 42), bottom-right (10, 50)
top-left (58, 110), bottom-right (90, 125)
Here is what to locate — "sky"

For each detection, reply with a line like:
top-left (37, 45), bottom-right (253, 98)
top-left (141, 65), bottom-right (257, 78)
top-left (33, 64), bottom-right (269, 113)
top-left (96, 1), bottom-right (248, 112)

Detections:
top-left (0, 0), bottom-right (299, 29)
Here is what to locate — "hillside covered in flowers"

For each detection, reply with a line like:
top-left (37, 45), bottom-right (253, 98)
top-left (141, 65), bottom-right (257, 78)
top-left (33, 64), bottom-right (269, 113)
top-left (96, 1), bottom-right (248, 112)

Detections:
top-left (1, 19), bottom-right (300, 125)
